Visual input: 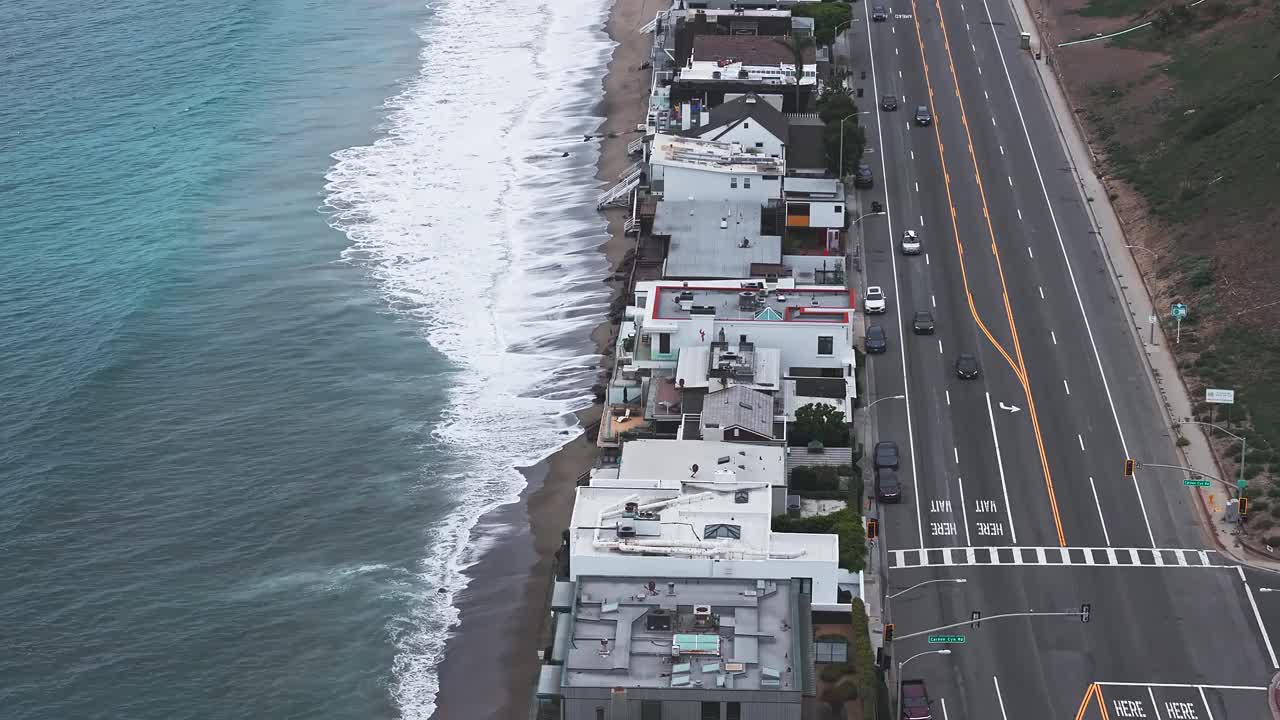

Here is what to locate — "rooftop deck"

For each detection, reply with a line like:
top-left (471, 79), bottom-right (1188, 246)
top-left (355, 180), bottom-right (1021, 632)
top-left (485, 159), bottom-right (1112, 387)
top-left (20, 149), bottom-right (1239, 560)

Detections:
top-left (560, 576), bottom-right (802, 692)
top-left (653, 284), bottom-right (855, 322)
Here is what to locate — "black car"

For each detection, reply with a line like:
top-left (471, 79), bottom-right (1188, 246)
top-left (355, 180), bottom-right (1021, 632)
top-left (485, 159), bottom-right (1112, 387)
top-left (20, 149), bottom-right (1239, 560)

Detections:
top-left (865, 324), bottom-right (888, 353)
top-left (874, 440), bottom-right (899, 470)
top-left (881, 94), bottom-right (898, 111)
top-left (872, 4), bottom-right (888, 20)
top-left (914, 105), bottom-right (932, 126)
top-left (853, 162), bottom-right (874, 188)
top-left (912, 310), bottom-right (935, 334)
top-left (955, 352), bottom-right (981, 379)
top-left (876, 468), bottom-right (902, 503)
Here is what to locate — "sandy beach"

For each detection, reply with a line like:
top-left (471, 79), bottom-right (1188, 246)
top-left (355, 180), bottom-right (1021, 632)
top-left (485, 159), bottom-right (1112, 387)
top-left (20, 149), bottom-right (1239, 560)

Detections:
top-left (429, 0), bottom-right (654, 716)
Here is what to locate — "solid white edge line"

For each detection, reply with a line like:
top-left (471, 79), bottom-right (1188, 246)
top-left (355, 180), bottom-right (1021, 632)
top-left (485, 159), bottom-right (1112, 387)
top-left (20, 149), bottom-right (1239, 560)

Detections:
top-left (977, 0), bottom-right (1157, 547)
top-left (941, 696), bottom-right (950, 720)
top-left (1197, 685), bottom-right (1217, 720)
top-left (1089, 476), bottom-right (1112, 546)
top-left (1148, 686), bottom-right (1162, 720)
top-left (993, 676), bottom-right (1010, 720)
top-left (1243, 576), bottom-right (1280, 669)
top-left (864, 0), bottom-right (924, 549)
top-left (959, 476), bottom-right (971, 545)
top-left (986, 391), bottom-right (1018, 543)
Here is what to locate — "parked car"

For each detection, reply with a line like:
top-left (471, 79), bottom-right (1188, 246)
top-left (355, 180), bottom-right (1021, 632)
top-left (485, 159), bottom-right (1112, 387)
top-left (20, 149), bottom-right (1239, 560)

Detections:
top-left (865, 324), bottom-right (888, 354)
top-left (881, 94), bottom-right (898, 111)
top-left (914, 105), bottom-right (933, 126)
top-left (901, 229), bottom-right (921, 255)
top-left (901, 680), bottom-right (933, 719)
top-left (874, 440), bottom-right (900, 470)
top-left (876, 468), bottom-right (902, 503)
top-left (872, 4), bottom-right (889, 20)
top-left (912, 310), bottom-right (935, 334)
top-left (864, 285), bottom-right (887, 314)
top-left (955, 352), bottom-right (981, 379)
top-left (854, 162), bottom-right (875, 188)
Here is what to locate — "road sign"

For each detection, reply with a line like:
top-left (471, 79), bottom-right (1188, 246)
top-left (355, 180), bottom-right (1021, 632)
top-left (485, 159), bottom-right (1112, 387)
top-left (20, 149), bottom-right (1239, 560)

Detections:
top-left (1171, 303), bottom-right (1188, 320)
top-left (927, 634), bottom-right (966, 644)
top-left (1081, 603), bottom-right (1091, 623)
top-left (1184, 479), bottom-right (1212, 487)
top-left (1206, 388), bottom-right (1235, 404)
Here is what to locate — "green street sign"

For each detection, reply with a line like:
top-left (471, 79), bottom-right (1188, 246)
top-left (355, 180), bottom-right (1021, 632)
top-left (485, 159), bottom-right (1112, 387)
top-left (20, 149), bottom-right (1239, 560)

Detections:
top-left (1184, 479), bottom-right (1212, 487)
top-left (927, 634), bottom-right (966, 644)
top-left (1239, 479), bottom-right (1249, 491)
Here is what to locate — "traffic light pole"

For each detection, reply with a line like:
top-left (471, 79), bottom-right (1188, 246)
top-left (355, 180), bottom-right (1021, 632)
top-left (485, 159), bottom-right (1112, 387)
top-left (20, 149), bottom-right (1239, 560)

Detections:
top-left (892, 609), bottom-right (1088, 643)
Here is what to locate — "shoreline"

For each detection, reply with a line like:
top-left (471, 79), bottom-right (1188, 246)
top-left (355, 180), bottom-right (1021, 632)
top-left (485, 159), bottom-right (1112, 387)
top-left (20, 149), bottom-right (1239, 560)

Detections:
top-left (427, 0), bottom-right (654, 716)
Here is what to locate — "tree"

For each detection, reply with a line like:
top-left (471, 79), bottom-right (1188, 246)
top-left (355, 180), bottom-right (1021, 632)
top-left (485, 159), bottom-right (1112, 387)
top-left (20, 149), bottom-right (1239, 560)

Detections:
top-left (788, 33), bottom-right (816, 113)
top-left (791, 403), bottom-right (849, 447)
top-left (816, 88), bottom-right (865, 175)
top-left (790, 2), bottom-right (854, 47)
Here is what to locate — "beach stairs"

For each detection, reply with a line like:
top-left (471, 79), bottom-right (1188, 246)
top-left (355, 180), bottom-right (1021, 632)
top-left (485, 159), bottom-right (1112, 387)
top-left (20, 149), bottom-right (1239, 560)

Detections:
top-left (626, 135), bottom-right (645, 156)
top-left (623, 216), bottom-right (638, 235)
top-left (596, 161), bottom-right (643, 210)
top-left (638, 11), bottom-right (666, 34)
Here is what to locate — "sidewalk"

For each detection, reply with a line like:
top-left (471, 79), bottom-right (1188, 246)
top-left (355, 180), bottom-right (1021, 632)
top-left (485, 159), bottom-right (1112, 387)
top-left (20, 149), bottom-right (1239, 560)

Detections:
top-left (1003, 0), bottom-right (1280, 573)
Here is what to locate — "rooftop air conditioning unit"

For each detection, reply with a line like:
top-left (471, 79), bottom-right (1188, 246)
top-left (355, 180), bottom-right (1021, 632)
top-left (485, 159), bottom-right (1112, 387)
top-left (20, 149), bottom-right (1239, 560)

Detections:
top-left (617, 522), bottom-right (638, 538)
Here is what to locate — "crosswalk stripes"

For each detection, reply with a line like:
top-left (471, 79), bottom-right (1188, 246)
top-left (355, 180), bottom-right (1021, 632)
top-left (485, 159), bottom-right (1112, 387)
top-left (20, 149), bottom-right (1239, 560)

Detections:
top-left (888, 546), bottom-right (1229, 569)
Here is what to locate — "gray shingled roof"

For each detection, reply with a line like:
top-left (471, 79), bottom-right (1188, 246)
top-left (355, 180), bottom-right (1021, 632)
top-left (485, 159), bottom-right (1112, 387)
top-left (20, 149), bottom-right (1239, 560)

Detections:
top-left (786, 113), bottom-right (827, 171)
top-left (678, 92), bottom-right (791, 147)
top-left (701, 385), bottom-right (774, 439)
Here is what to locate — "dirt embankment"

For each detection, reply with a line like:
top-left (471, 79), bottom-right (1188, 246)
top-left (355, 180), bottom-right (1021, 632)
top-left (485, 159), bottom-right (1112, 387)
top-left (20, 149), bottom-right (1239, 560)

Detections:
top-left (1035, 0), bottom-right (1280, 538)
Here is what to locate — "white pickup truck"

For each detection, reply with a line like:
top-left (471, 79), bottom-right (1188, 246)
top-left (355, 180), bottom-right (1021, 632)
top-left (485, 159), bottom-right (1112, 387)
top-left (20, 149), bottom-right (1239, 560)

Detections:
top-left (864, 285), bottom-right (887, 314)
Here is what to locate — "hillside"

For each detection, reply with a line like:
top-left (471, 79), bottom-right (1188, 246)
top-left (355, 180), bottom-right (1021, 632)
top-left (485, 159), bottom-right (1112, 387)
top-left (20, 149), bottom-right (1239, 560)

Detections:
top-left (1035, 0), bottom-right (1280, 537)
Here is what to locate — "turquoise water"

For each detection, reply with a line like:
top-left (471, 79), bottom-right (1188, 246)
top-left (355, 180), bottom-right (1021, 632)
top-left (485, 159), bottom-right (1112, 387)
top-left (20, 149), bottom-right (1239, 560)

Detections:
top-left (1, 0), bottom-right (615, 715)
top-left (2, 2), bottom-right (446, 717)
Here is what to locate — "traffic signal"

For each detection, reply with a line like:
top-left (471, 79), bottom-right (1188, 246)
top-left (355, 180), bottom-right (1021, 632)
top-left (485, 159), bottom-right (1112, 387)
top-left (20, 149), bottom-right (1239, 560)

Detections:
top-left (884, 623), bottom-right (895, 642)
top-left (1239, 497), bottom-right (1249, 517)
top-left (1081, 603), bottom-right (1091, 623)
top-left (876, 646), bottom-right (890, 671)
top-left (1124, 458), bottom-right (1136, 477)
top-left (970, 610), bottom-right (981, 629)
top-left (867, 517), bottom-right (880, 540)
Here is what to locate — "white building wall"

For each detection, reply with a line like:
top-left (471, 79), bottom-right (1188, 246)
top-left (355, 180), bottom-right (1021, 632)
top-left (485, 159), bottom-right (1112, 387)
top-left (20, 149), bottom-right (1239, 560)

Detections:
top-left (689, 121), bottom-right (786, 159)
top-left (660, 318), bottom-right (853, 373)
top-left (660, 163), bottom-right (781, 204)
top-left (802, 199), bottom-right (846, 229)
top-left (569, 553), bottom-right (840, 606)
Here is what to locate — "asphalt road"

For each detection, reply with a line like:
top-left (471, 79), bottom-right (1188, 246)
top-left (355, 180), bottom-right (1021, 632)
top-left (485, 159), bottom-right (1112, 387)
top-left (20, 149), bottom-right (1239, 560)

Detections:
top-left (847, 0), bottom-right (1280, 715)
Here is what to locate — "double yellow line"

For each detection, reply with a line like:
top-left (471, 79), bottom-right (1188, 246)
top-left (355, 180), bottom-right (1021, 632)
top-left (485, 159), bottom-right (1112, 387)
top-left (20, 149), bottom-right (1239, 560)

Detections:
top-left (1076, 683), bottom-right (1111, 720)
top-left (906, 0), bottom-right (1066, 546)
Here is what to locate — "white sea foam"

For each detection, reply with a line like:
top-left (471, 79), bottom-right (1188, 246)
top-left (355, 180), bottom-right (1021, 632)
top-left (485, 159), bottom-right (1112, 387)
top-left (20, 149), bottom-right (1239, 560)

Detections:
top-left (323, 0), bottom-right (615, 716)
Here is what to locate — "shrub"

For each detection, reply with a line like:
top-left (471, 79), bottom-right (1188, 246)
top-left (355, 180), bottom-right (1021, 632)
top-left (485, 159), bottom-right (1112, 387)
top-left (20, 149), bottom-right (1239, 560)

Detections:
top-left (1269, 502), bottom-right (1280, 519)
top-left (1176, 435), bottom-right (1191, 447)
top-left (791, 466), bottom-right (818, 489)
top-left (849, 599), bottom-right (877, 720)
top-left (791, 465), bottom-right (840, 492)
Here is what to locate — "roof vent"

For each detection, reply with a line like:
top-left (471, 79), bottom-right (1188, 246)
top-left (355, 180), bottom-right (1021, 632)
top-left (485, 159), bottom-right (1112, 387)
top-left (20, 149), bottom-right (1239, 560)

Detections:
top-left (694, 605), bottom-right (712, 617)
top-left (720, 218), bottom-right (728, 229)
top-left (717, 456), bottom-right (731, 465)
top-left (745, 95), bottom-right (757, 104)
top-left (617, 522), bottom-right (637, 538)
top-left (734, 490), bottom-right (749, 504)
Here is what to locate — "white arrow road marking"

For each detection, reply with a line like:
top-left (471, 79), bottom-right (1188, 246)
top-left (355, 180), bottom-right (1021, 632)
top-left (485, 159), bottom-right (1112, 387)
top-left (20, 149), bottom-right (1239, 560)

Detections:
top-left (998, 402), bottom-right (1021, 413)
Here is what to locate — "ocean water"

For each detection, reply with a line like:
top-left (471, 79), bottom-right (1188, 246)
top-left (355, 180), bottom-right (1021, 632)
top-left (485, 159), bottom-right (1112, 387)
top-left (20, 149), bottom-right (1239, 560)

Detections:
top-left (0, 0), bottom-right (612, 718)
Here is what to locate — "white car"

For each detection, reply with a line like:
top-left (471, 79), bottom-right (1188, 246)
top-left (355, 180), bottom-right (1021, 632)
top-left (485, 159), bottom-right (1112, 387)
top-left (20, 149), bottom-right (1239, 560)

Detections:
top-left (864, 285), bottom-right (887, 314)
top-left (901, 229), bottom-right (921, 255)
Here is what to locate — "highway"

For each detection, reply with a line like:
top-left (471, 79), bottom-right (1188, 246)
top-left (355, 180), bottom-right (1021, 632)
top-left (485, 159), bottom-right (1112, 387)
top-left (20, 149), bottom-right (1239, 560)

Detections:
top-left (848, 0), bottom-right (1280, 715)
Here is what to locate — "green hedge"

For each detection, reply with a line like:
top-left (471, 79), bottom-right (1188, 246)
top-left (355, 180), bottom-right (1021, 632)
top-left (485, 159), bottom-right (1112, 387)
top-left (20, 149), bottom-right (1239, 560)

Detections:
top-left (849, 599), bottom-right (878, 720)
top-left (773, 507), bottom-right (866, 571)
top-left (791, 465), bottom-right (842, 491)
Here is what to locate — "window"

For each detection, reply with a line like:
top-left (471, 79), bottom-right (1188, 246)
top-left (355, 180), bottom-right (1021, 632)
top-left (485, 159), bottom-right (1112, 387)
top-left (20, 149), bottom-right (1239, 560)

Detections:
top-left (658, 333), bottom-right (671, 354)
top-left (794, 577), bottom-right (813, 594)
top-left (701, 701), bottom-right (720, 720)
top-left (704, 523), bottom-right (742, 539)
top-left (730, 177), bottom-right (738, 189)
top-left (815, 635), bottom-right (849, 663)
top-left (818, 335), bottom-right (834, 356)
top-left (641, 700), bottom-right (662, 720)
top-left (743, 177), bottom-right (751, 189)
top-left (596, 708), bottom-right (606, 720)
top-left (834, 205), bottom-right (843, 213)
top-left (726, 702), bottom-right (741, 720)
top-left (755, 141), bottom-right (764, 148)
top-left (743, 122), bottom-right (750, 128)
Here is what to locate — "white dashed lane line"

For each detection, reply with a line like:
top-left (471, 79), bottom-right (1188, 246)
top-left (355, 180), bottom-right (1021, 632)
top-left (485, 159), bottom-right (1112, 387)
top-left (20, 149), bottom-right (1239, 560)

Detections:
top-left (1007, 175), bottom-right (1012, 186)
top-left (915, 181), bottom-right (919, 192)
top-left (1038, 285), bottom-right (1044, 299)
top-left (1051, 330), bottom-right (1057, 345)
top-left (931, 294), bottom-right (937, 307)
top-left (1027, 246), bottom-right (1034, 259)
top-left (938, 340), bottom-right (944, 355)
top-left (946, 389), bottom-right (951, 405)
top-left (1078, 434), bottom-right (1086, 451)
top-left (1064, 379), bottom-right (1071, 395)
top-left (1017, 208), bottom-right (1023, 220)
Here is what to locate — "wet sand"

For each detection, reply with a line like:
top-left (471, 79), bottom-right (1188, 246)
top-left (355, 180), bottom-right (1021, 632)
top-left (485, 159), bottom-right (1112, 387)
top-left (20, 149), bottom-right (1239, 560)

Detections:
top-left (428, 0), bottom-right (654, 716)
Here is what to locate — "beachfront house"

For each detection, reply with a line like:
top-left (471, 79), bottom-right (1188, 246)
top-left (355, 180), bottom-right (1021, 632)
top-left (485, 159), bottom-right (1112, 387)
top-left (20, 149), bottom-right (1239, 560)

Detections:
top-left (535, 575), bottom-right (808, 720)
top-left (674, 35), bottom-right (818, 113)
top-left (563, 467), bottom-right (843, 607)
top-left (648, 134), bottom-right (783, 206)
top-left (672, 92), bottom-right (828, 179)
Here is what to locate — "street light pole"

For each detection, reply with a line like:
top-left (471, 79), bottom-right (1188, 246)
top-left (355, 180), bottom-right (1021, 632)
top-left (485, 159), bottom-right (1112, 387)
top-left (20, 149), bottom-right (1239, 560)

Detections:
top-left (888, 577), bottom-right (968, 600)
top-left (1125, 244), bottom-right (1158, 267)
top-left (1173, 420), bottom-right (1247, 490)
top-left (896, 649), bottom-right (951, 718)
top-left (852, 209), bottom-right (886, 225)
top-left (838, 112), bottom-right (858, 180)
top-left (861, 394), bottom-right (905, 462)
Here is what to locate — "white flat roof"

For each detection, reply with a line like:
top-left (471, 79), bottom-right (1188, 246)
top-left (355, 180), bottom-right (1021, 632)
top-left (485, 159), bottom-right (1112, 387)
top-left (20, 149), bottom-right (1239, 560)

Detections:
top-left (602, 439), bottom-right (786, 488)
top-left (651, 134), bottom-right (784, 175)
